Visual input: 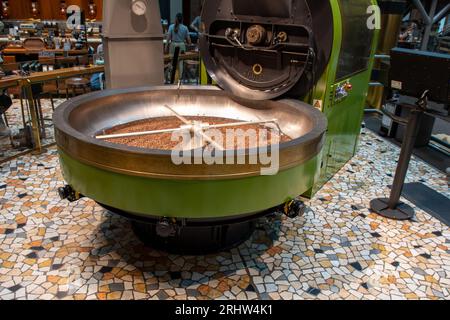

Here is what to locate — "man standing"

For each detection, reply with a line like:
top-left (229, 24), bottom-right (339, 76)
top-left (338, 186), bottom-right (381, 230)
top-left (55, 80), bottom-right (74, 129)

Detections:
top-left (190, 4), bottom-right (203, 34)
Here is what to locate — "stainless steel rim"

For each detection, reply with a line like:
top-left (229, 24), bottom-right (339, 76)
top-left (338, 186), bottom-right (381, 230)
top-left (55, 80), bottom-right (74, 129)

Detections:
top-left (53, 86), bottom-right (327, 180)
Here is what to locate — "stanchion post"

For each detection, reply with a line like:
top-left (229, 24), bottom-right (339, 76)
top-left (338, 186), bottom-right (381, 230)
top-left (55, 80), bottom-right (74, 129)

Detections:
top-left (370, 92), bottom-right (429, 220)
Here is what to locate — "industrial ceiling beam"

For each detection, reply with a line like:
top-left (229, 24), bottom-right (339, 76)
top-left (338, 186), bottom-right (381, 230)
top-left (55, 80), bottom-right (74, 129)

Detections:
top-left (421, 0), bottom-right (438, 50)
top-left (433, 3), bottom-right (450, 24)
top-left (411, 0), bottom-right (449, 50)
top-left (412, 0), bottom-right (433, 25)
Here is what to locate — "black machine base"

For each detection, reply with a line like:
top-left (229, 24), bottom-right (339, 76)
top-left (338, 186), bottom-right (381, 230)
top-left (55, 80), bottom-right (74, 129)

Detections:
top-left (370, 198), bottom-right (415, 221)
top-left (98, 203), bottom-right (261, 255)
top-left (131, 220), bottom-right (257, 255)
top-left (98, 199), bottom-right (307, 254)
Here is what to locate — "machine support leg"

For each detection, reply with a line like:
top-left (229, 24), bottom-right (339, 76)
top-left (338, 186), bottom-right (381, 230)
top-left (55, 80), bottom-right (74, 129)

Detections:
top-left (370, 107), bottom-right (424, 220)
top-left (421, 0), bottom-right (438, 51)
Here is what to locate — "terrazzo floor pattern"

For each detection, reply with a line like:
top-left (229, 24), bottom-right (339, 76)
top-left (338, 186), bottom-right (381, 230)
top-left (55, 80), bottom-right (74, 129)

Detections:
top-left (0, 124), bottom-right (449, 300)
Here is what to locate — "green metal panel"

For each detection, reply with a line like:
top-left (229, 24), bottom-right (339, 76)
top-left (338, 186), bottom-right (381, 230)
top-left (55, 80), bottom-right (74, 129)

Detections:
top-left (303, 0), bottom-right (343, 196)
top-left (59, 150), bottom-right (321, 219)
top-left (309, 0), bottom-right (380, 193)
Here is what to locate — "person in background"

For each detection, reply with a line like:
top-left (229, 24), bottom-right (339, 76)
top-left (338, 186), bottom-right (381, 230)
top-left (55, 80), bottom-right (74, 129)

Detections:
top-left (166, 13), bottom-right (192, 54)
top-left (190, 5), bottom-right (202, 34)
top-left (399, 22), bottom-right (419, 42)
top-left (90, 42), bottom-right (105, 89)
top-left (93, 42), bottom-right (104, 66)
top-left (90, 72), bottom-right (105, 91)
top-left (53, 30), bottom-right (62, 50)
top-left (166, 13), bottom-right (192, 80)
top-left (97, 43), bottom-right (104, 55)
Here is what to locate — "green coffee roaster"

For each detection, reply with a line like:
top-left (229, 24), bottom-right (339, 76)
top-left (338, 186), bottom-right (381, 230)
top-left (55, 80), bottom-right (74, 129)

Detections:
top-left (54, 0), bottom-right (378, 253)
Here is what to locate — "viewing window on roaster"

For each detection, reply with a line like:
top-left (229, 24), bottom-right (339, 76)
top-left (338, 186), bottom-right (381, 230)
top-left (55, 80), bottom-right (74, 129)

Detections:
top-left (232, 0), bottom-right (292, 18)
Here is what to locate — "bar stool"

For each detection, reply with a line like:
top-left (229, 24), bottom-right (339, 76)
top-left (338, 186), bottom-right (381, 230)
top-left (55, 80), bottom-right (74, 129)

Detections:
top-left (65, 77), bottom-right (90, 99)
top-left (55, 57), bottom-right (78, 99)
top-left (38, 56), bottom-right (57, 111)
top-left (29, 83), bottom-right (48, 139)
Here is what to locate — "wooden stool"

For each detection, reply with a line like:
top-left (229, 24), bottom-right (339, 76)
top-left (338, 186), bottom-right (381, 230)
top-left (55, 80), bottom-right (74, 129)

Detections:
top-left (38, 57), bottom-right (57, 111)
top-left (65, 77), bottom-right (90, 99)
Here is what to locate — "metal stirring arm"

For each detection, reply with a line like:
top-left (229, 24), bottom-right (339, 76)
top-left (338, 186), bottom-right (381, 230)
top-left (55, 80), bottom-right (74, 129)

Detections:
top-left (162, 104), bottom-right (224, 151)
top-left (96, 104), bottom-right (290, 149)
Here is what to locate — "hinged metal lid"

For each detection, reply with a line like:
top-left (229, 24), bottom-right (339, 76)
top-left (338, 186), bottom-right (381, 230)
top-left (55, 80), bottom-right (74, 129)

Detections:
top-left (199, 0), bottom-right (333, 100)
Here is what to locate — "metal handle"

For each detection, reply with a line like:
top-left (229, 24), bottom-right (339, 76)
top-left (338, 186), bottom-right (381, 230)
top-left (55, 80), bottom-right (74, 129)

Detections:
top-left (381, 108), bottom-right (408, 126)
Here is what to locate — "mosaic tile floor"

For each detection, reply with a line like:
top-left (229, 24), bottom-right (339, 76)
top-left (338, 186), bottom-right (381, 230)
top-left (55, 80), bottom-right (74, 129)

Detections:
top-left (0, 118), bottom-right (449, 300)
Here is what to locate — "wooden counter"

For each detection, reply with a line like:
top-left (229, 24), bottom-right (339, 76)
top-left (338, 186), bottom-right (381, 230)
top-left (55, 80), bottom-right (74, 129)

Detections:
top-left (164, 51), bottom-right (200, 64)
top-left (1, 65), bottom-right (105, 153)
top-left (0, 75), bottom-right (21, 90)
top-left (0, 65), bottom-right (104, 87)
top-left (0, 37), bottom-right (102, 44)
top-left (25, 65), bottom-right (104, 84)
top-left (2, 48), bottom-right (89, 56)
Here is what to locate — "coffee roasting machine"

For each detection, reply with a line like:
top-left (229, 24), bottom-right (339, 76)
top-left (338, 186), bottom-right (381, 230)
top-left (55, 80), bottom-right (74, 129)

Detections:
top-left (54, 0), bottom-right (379, 253)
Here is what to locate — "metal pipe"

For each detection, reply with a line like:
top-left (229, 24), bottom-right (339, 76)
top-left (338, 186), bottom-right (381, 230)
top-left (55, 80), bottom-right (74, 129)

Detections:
top-left (388, 108), bottom-right (424, 209)
top-left (364, 109), bottom-right (384, 115)
top-left (433, 4), bottom-right (450, 24)
top-left (374, 54), bottom-right (391, 60)
top-left (412, 0), bottom-right (432, 25)
top-left (429, 141), bottom-right (450, 157)
top-left (421, 0), bottom-right (438, 51)
top-left (430, 135), bottom-right (450, 150)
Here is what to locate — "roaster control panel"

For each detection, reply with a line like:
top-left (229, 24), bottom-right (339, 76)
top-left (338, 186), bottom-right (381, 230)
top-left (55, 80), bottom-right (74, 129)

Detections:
top-left (332, 80), bottom-right (353, 105)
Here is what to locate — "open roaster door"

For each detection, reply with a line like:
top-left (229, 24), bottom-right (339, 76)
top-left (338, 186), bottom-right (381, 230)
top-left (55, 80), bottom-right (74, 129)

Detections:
top-left (199, 0), bottom-right (334, 100)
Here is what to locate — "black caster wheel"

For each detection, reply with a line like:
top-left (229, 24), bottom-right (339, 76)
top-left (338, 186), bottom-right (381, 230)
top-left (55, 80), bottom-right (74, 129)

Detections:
top-left (58, 186), bottom-right (70, 200)
top-left (283, 200), bottom-right (306, 219)
top-left (57, 185), bottom-right (83, 202)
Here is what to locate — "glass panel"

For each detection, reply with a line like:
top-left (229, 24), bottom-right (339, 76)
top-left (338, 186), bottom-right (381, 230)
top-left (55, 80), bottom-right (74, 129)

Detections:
top-left (336, 0), bottom-right (374, 80)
